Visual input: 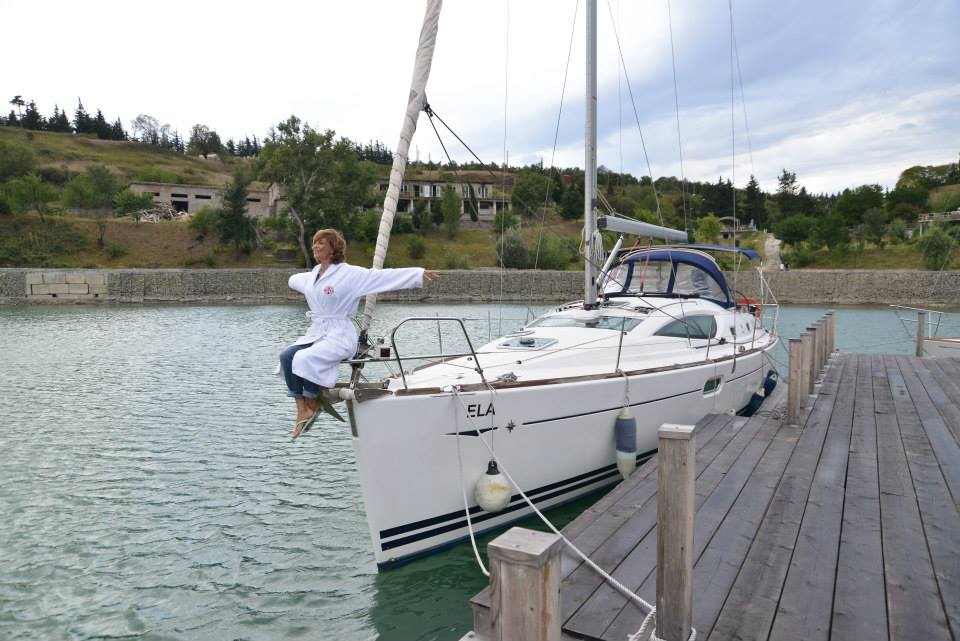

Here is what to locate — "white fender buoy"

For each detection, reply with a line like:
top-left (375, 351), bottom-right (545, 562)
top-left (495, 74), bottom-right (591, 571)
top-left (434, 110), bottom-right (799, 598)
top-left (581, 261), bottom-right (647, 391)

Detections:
top-left (614, 406), bottom-right (637, 480)
top-left (475, 460), bottom-right (511, 512)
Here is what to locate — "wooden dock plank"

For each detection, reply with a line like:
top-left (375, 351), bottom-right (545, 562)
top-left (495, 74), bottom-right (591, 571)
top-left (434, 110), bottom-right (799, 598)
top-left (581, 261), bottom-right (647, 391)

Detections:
top-left (901, 356), bottom-right (960, 504)
top-left (597, 387), bottom-right (806, 641)
top-left (563, 409), bottom-right (777, 640)
top-left (876, 355), bottom-right (951, 641)
top-left (921, 357), bottom-right (960, 445)
top-left (890, 356), bottom-right (960, 639)
top-left (707, 354), bottom-right (848, 641)
top-left (557, 415), bottom-right (739, 620)
top-left (831, 354), bottom-right (888, 641)
top-left (766, 352), bottom-right (858, 641)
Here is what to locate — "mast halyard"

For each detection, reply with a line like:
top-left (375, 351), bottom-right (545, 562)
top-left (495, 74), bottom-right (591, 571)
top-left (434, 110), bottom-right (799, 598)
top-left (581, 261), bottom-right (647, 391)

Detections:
top-left (360, 0), bottom-right (443, 334)
top-left (583, 0), bottom-right (599, 308)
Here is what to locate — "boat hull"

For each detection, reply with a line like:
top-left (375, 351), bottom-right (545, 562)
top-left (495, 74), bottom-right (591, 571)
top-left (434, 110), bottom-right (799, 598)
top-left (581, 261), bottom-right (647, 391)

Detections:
top-left (349, 346), bottom-right (775, 567)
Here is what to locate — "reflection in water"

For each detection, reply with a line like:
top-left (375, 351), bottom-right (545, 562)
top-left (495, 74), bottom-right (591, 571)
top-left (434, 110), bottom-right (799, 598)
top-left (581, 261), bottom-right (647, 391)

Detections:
top-left (0, 302), bottom-right (924, 640)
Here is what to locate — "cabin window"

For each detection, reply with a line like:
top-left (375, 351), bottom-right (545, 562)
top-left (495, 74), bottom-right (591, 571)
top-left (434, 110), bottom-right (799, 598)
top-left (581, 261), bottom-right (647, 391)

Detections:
top-left (703, 376), bottom-right (722, 394)
top-left (672, 264), bottom-right (727, 300)
top-left (528, 315), bottom-right (644, 331)
top-left (655, 315), bottom-right (717, 340)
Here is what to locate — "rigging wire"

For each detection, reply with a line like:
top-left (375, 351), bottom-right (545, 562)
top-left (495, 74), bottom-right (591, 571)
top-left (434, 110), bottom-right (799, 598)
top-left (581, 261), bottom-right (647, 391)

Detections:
top-left (666, 0), bottom-right (690, 236)
top-left (604, 0), bottom-right (664, 227)
top-left (534, 0), bottom-right (580, 270)
top-left (498, 0), bottom-right (511, 337)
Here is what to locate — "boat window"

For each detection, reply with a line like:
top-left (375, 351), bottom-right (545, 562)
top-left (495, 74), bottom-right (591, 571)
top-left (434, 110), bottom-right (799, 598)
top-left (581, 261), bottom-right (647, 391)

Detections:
top-left (528, 315), bottom-right (644, 331)
top-left (655, 315), bottom-right (717, 340)
top-left (672, 264), bottom-right (727, 300)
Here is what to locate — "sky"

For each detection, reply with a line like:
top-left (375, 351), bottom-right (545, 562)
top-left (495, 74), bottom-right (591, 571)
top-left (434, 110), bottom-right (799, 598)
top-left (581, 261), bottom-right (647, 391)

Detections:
top-left (3, 0), bottom-right (958, 195)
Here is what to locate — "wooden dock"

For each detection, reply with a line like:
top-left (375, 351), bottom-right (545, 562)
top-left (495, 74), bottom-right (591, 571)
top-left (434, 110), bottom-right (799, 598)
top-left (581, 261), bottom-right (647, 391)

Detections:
top-left (470, 352), bottom-right (960, 640)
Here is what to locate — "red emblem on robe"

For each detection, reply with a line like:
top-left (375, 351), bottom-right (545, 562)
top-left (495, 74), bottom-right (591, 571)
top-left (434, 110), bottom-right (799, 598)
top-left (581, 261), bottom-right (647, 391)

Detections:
top-left (324, 286), bottom-right (335, 295)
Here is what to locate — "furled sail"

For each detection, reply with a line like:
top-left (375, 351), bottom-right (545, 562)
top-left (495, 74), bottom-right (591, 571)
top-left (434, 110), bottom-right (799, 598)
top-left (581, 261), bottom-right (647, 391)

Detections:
top-left (360, 0), bottom-right (443, 332)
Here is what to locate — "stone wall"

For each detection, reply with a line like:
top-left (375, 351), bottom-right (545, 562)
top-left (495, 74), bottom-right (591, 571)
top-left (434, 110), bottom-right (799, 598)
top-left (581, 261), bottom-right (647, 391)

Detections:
top-left (0, 268), bottom-right (958, 306)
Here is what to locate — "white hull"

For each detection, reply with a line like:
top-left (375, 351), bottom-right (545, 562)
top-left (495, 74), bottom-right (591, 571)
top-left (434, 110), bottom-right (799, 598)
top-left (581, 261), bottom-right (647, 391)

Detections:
top-left (349, 345), bottom-right (774, 567)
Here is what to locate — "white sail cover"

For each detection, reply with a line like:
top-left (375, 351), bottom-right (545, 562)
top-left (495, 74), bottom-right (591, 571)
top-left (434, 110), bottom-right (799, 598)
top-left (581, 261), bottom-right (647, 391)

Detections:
top-left (360, 0), bottom-right (443, 331)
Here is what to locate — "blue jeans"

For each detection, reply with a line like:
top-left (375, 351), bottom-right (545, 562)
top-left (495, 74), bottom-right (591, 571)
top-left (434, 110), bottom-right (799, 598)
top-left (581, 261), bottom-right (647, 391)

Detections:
top-left (279, 343), bottom-right (320, 399)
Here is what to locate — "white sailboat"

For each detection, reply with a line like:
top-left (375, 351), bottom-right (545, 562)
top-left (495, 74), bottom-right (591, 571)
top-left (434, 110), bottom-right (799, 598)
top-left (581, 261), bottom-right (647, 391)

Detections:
top-left (329, 0), bottom-right (780, 568)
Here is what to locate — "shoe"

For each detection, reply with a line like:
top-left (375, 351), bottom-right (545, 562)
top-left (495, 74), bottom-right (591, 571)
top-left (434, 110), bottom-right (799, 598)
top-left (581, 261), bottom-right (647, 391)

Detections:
top-left (292, 418), bottom-right (310, 440)
top-left (301, 407), bottom-right (324, 433)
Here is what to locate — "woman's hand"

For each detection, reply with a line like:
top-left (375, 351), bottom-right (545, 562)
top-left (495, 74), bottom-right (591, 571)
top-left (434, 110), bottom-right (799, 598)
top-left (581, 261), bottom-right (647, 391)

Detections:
top-left (424, 270), bottom-right (441, 282)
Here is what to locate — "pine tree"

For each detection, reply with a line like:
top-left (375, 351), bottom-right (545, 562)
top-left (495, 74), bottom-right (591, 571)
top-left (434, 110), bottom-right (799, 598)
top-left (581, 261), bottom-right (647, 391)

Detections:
top-left (93, 109), bottom-right (110, 139)
top-left (22, 100), bottom-right (44, 130)
top-left (111, 117), bottom-right (126, 140)
top-left (74, 99), bottom-right (91, 134)
top-left (46, 105), bottom-right (72, 132)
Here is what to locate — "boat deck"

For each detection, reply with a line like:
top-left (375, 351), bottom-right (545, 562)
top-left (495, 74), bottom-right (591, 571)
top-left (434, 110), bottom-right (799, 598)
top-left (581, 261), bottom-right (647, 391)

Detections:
top-left (470, 352), bottom-right (960, 640)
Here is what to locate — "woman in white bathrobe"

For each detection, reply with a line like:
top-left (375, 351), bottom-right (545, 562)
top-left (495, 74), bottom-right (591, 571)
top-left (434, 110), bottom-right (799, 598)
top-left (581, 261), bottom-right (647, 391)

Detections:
top-left (281, 228), bottom-right (439, 438)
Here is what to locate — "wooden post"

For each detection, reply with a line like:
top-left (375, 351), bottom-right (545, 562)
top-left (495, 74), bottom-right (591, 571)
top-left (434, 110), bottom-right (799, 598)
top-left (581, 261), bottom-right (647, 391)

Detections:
top-left (800, 331), bottom-right (813, 397)
top-left (657, 424), bottom-right (695, 641)
top-left (818, 318), bottom-right (828, 376)
top-left (807, 325), bottom-right (819, 382)
top-left (788, 339), bottom-right (803, 425)
top-left (488, 527), bottom-right (562, 641)
top-left (825, 311), bottom-right (835, 360)
top-left (917, 311), bottom-right (926, 357)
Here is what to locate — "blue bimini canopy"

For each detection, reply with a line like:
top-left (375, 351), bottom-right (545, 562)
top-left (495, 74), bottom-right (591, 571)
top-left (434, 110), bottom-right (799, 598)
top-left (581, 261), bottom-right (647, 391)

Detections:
top-left (604, 248), bottom-right (736, 307)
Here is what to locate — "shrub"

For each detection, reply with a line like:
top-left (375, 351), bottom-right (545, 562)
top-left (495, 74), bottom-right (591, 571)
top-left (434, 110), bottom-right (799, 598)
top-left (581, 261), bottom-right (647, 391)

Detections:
top-left (0, 193), bottom-right (11, 216)
top-left (443, 248), bottom-right (469, 269)
top-left (532, 234), bottom-right (576, 270)
top-left (493, 208), bottom-right (519, 234)
top-left (407, 235), bottom-right (426, 259)
top-left (918, 227), bottom-right (955, 270)
top-left (780, 245), bottom-right (814, 268)
top-left (37, 165), bottom-right (70, 187)
top-left (106, 242), bottom-right (128, 259)
top-left (497, 231), bottom-right (532, 268)
top-left (189, 206), bottom-right (221, 236)
top-left (393, 214), bottom-right (413, 235)
top-left (888, 218), bottom-right (908, 244)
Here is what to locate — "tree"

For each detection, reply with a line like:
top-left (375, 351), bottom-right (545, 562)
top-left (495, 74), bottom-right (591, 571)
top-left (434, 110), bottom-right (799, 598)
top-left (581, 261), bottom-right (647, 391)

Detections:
top-left (467, 183), bottom-right (480, 222)
top-left (411, 198), bottom-right (431, 232)
top-left (218, 167), bottom-right (256, 252)
top-left (832, 184), bottom-right (884, 226)
top-left (696, 214), bottom-right (723, 243)
top-left (257, 115), bottom-right (378, 267)
top-left (187, 124), bottom-right (223, 159)
top-left (560, 187), bottom-right (582, 220)
top-left (918, 226), bottom-right (954, 270)
top-left (132, 114), bottom-right (160, 143)
top-left (861, 207), bottom-right (887, 247)
top-left (8, 95), bottom-right (24, 125)
top-left (440, 184), bottom-right (461, 239)
top-left (7, 174), bottom-right (58, 223)
top-left (73, 99), bottom-right (92, 134)
top-left (888, 217), bottom-right (908, 244)
top-left (46, 105), bottom-right (72, 133)
top-left (743, 175), bottom-right (766, 229)
top-left (22, 101), bottom-right (43, 130)
top-left (774, 214), bottom-right (815, 246)
top-left (113, 188), bottom-right (156, 225)
top-left (511, 173), bottom-right (551, 216)
top-left (63, 165), bottom-right (119, 246)
top-left (814, 211), bottom-right (849, 249)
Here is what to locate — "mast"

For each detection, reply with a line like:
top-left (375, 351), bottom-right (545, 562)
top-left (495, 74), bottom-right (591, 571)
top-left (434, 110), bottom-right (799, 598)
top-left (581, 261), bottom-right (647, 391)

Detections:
top-left (583, 0), bottom-right (598, 307)
top-left (360, 0), bottom-right (443, 333)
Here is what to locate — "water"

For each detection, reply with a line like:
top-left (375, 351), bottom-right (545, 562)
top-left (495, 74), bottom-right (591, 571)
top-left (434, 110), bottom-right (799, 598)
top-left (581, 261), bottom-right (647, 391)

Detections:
top-left (0, 302), bottom-right (954, 641)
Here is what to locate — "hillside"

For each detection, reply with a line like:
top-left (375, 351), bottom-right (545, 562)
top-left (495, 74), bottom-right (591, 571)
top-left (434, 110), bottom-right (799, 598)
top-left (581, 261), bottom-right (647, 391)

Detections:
top-left (0, 126), bottom-right (235, 186)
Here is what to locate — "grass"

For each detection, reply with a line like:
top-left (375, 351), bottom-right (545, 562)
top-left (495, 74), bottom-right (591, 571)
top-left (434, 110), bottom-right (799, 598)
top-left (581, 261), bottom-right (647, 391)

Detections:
top-left (0, 126), bottom-right (237, 186)
top-left (787, 242), bottom-right (960, 270)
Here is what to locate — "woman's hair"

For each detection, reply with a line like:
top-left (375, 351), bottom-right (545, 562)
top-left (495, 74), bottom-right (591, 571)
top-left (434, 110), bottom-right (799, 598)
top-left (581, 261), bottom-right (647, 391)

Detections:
top-left (312, 229), bottom-right (347, 264)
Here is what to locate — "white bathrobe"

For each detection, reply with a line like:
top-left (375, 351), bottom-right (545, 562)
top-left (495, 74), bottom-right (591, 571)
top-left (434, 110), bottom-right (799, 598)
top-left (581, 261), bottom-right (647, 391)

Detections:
top-left (285, 262), bottom-right (425, 388)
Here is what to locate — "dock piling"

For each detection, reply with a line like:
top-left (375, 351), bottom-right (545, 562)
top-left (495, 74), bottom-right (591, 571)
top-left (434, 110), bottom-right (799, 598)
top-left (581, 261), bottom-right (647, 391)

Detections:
top-left (800, 331), bottom-right (814, 396)
top-left (788, 339), bottom-right (803, 424)
top-left (656, 424), bottom-right (696, 641)
top-left (916, 310), bottom-right (926, 357)
top-left (486, 527), bottom-right (562, 641)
